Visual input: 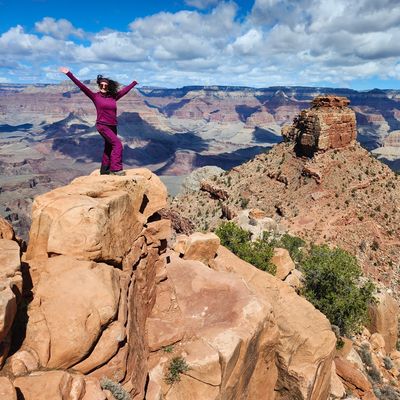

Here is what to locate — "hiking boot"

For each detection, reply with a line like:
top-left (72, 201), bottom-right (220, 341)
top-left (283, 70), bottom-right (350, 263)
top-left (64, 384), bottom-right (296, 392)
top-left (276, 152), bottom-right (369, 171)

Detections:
top-left (109, 170), bottom-right (126, 176)
top-left (100, 165), bottom-right (110, 175)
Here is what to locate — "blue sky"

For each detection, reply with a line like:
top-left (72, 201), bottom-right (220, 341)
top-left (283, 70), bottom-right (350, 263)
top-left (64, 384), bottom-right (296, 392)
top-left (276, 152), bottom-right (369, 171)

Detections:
top-left (1, 0), bottom-right (400, 89)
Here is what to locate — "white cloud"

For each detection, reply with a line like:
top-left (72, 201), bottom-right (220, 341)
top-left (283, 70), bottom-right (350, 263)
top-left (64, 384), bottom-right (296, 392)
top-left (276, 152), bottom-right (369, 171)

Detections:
top-left (1, 1), bottom-right (400, 88)
top-left (35, 17), bottom-right (85, 40)
top-left (184, 0), bottom-right (219, 9)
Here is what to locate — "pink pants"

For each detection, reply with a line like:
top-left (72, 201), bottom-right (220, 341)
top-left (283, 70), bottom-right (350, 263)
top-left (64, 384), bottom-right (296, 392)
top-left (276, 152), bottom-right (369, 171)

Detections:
top-left (96, 123), bottom-right (123, 172)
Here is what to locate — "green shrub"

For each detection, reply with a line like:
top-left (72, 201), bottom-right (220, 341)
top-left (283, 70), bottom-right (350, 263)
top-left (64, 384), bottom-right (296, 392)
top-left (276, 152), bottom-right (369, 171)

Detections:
top-left (100, 378), bottom-right (131, 400)
top-left (301, 245), bottom-right (375, 335)
top-left (164, 356), bottom-right (190, 385)
top-left (215, 222), bottom-right (276, 275)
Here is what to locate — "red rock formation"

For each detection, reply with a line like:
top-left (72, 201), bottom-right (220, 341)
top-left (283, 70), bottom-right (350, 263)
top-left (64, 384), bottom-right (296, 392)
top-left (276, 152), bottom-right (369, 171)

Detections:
top-left (282, 95), bottom-right (357, 155)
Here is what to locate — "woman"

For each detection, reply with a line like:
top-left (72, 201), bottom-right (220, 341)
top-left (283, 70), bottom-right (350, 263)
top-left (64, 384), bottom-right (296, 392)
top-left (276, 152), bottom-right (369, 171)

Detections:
top-left (59, 67), bottom-right (138, 175)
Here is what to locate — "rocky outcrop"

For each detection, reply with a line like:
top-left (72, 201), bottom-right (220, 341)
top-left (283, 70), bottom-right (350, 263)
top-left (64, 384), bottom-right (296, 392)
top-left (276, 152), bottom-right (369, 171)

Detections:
top-left (7, 169), bottom-right (169, 399)
top-left (146, 253), bottom-right (280, 399)
top-left (282, 95), bottom-right (357, 155)
top-left (209, 246), bottom-right (336, 399)
top-left (0, 219), bottom-right (21, 367)
top-left (367, 291), bottom-right (399, 353)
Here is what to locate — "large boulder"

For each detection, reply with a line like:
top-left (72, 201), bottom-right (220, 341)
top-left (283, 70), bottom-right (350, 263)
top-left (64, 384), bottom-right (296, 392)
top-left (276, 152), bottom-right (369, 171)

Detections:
top-left (367, 291), bottom-right (399, 353)
top-left (26, 169), bottom-right (167, 262)
top-left (13, 371), bottom-right (86, 400)
top-left (23, 256), bottom-right (120, 369)
top-left (146, 253), bottom-right (280, 399)
top-left (210, 245), bottom-right (336, 400)
top-left (0, 239), bottom-right (21, 366)
top-left (13, 169), bottom-right (170, 399)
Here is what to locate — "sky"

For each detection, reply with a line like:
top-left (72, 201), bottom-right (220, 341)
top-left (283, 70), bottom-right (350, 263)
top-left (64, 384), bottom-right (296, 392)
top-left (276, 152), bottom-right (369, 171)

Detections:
top-left (1, 0), bottom-right (400, 89)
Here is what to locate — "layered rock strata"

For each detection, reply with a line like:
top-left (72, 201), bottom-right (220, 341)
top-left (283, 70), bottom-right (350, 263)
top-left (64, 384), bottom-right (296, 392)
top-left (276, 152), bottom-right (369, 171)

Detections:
top-left (282, 96), bottom-right (357, 155)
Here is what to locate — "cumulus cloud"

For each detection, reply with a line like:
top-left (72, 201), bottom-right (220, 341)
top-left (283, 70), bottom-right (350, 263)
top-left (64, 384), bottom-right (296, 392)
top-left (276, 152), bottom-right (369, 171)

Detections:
top-left (35, 17), bottom-right (85, 40)
top-left (1, 1), bottom-right (400, 88)
top-left (184, 0), bottom-right (220, 9)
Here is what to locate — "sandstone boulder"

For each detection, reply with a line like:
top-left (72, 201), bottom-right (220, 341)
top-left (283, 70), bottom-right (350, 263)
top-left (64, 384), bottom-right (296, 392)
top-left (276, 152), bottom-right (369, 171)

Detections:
top-left (271, 247), bottom-right (295, 280)
top-left (23, 256), bottom-right (120, 369)
top-left (181, 232), bottom-right (220, 264)
top-left (367, 291), bottom-right (399, 353)
top-left (0, 239), bottom-right (21, 365)
top-left (210, 245), bottom-right (336, 399)
top-left (0, 376), bottom-right (16, 400)
top-left (147, 253), bottom-right (280, 399)
top-left (13, 370), bottom-right (85, 400)
top-left (0, 218), bottom-right (15, 240)
top-left (26, 168), bottom-right (167, 262)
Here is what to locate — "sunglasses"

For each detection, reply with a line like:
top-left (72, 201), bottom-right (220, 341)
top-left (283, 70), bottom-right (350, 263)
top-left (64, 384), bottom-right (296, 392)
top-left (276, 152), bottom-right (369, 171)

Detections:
top-left (99, 82), bottom-right (109, 88)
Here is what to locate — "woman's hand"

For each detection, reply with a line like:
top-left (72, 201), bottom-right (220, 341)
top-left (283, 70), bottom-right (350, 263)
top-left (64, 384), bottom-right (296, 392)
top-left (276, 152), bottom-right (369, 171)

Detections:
top-left (59, 66), bottom-right (70, 74)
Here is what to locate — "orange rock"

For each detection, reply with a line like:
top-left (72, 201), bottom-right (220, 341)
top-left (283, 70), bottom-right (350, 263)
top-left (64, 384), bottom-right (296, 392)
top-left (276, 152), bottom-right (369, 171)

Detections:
top-left (24, 256), bottom-right (120, 369)
top-left (182, 232), bottom-right (220, 265)
top-left (334, 357), bottom-right (372, 393)
top-left (368, 291), bottom-right (399, 353)
top-left (0, 376), bottom-right (16, 400)
top-left (82, 378), bottom-right (107, 400)
top-left (0, 218), bottom-right (15, 240)
top-left (271, 247), bottom-right (295, 280)
top-left (14, 371), bottom-right (85, 400)
top-left (212, 245), bottom-right (336, 399)
top-left (26, 169), bottom-right (167, 262)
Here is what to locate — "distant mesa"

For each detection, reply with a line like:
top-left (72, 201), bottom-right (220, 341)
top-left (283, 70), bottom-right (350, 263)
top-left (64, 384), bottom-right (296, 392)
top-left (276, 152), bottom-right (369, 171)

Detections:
top-left (282, 95), bottom-right (357, 156)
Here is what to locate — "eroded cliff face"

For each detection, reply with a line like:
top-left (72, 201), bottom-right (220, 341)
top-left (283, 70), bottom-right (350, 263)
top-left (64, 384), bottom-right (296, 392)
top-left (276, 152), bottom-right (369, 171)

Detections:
top-left (0, 168), bottom-right (340, 399)
top-left (282, 96), bottom-right (357, 155)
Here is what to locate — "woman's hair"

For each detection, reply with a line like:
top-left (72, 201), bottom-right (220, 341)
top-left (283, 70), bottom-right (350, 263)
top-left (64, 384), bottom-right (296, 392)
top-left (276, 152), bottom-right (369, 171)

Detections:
top-left (96, 74), bottom-right (120, 98)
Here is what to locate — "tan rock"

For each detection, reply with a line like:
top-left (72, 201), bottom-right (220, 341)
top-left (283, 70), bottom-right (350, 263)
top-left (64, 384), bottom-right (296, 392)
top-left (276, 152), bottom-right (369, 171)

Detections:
top-left (148, 254), bottom-right (280, 399)
top-left (248, 208), bottom-right (267, 220)
top-left (283, 268), bottom-right (303, 290)
top-left (370, 333), bottom-right (386, 353)
top-left (82, 378), bottom-right (107, 400)
top-left (0, 239), bottom-right (20, 280)
top-left (334, 357), bottom-right (372, 393)
top-left (0, 218), bottom-right (15, 240)
top-left (284, 96), bottom-right (357, 154)
top-left (173, 234), bottom-right (188, 255)
top-left (182, 232), bottom-right (220, 265)
top-left (7, 348), bottom-right (39, 375)
top-left (89, 344), bottom-right (128, 383)
top-left (124, 168), bottom-right (168, 219)
top-left (211, 245), bottom-right (336, 400)
top-left (72, 321), bottom-right (126, 373)
top-left (14, 371), bottom-right (85, 400)
top-left (146, 317), bottom-right (184, 352)
top-left (0, 376), bottom-right (16, 400)
top-left (142, 219), bottom-right (171, 246)
top-left (330, 361), bottom-right (346, 399)
top-left (0, 283), bottom-right (17, 343)
top-left (26, 169), bottom-right (167, 262)
top-left (368, 291), bottom-right (399, 353)
top-left (336, 337), bottom-right (353, 359)
top-left (24, 256), bottom-right (120, 369)
top-left (166, 373), bottom-right (220, 400)
top-left (271, 247), bottom-right (295, 280)
top-left (183, 338), bottom-right (221, 386)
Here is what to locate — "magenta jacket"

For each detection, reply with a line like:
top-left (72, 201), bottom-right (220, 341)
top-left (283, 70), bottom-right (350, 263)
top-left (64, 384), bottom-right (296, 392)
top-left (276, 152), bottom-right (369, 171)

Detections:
top-left (66, 71), bottom-right (138, 126)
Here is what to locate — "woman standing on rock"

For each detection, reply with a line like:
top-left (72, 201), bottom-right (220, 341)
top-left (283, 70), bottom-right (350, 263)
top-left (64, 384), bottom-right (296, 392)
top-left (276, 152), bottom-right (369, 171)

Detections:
top-left (59, 67), bottom-right (138, 175)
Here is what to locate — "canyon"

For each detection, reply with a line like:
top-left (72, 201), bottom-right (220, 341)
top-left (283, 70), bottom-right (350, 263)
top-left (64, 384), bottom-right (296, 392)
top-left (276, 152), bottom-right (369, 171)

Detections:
top-left (0, 95), bottom-right (399, 399)
top-left (1, 81), bottom-right (400, 239)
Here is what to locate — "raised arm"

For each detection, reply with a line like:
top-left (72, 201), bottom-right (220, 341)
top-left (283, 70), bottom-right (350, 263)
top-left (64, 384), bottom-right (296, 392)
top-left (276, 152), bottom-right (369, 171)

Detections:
top-left (115, 80), bottom-right (138, 100)
top-left (59, 67), bottom-right (95, 100)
